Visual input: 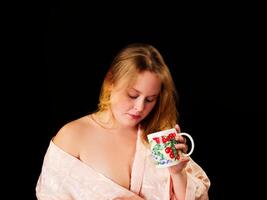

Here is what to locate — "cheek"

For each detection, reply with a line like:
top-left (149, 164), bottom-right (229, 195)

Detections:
top-left (144, 102), bottom-right (157, 114)
top-left (112, 97), bottom-right (133, 112)
top-left (119, 102), bottom-right (133, 111)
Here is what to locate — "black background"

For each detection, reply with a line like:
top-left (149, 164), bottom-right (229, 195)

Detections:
top-left (20, 2), bottom-right (266, 200)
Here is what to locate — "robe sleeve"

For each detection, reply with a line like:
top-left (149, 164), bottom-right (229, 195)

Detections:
top-left (35, 167), bottom-right (74, 200)
top-left (170, 158), bottom-right (210, 200)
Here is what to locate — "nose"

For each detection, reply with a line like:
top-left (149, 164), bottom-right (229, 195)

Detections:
top-left (134, 98), bottom-right (145, 112)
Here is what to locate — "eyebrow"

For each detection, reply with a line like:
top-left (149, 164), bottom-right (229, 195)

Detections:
top-left (129, 88), bottom-right (159, 97)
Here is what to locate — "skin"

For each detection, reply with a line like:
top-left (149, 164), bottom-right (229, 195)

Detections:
top-left (53, 71), bottom-right (188, 200)
top-left (168, 124), bottom-right (190, 200)
top-left (108, 71), bottom-right (161, 130)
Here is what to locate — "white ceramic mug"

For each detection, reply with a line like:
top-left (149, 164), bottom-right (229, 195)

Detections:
top-left (147, 128), bottom-right (194, 168)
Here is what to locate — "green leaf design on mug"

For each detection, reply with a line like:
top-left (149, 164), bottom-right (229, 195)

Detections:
top-left (170, 140), bottom-right (178, 160)
top-left (154, 144), bottom-right (164, 151)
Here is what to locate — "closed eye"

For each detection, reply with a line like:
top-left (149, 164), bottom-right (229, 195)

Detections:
top-left (128, 95), bottom-right (138, 99)
top-left (145, 98), bottom-right (156, 103)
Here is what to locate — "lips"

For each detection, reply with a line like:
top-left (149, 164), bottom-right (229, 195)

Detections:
top-left (128, 114), bottom-right (141, 120)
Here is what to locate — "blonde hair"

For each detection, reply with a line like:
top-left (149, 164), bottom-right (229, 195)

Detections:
top-left (97, 43), bottom-right (179, 144)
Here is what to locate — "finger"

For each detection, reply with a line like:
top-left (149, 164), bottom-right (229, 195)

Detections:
top-left (174, 143), bottom-right (187, 152)
top-left (175, 124), bottom-right (181, 133)
top-left (175, 135), bottom-right (186, 143)
top-left (183, 145), bottom-right (188, 153)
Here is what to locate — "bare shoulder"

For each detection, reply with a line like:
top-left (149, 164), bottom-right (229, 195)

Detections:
top-left (53, 115), bottom-right (93, 158)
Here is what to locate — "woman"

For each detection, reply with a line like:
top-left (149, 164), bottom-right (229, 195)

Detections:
top-left (36, 43), bottom-right (210, 199)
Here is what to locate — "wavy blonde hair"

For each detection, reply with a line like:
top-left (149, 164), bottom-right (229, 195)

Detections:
top-left (97, 43), bottom-right (179, 144)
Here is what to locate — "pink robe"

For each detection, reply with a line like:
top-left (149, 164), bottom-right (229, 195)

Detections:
top-left (36, 130), bottom-right (210, 200)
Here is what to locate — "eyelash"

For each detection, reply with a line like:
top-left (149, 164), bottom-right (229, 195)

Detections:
top-left (128, 95), bottom-right (138, 99)
top-left (128, 95), bottom-right (153, 103)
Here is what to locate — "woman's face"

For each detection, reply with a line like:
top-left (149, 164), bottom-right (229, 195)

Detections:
top-left (110, 71), bottom-right (161, 128)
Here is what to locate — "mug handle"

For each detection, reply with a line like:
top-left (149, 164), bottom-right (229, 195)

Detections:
top-left (178, 132), bottom-right (195, 156)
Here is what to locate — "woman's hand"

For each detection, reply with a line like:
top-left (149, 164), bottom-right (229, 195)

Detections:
top-left (168, 124), bottom-right (190, 175)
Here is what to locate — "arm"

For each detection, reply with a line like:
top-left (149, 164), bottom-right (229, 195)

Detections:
top-left (169, 158), bottom-right (210, 200)
top-left (169, 125), bottom-right (210, 200)
top-left (36, 123), bottom-right (81, 200)
top-left (169, 158), bottom-right (190, 200)
top-left (36, 171), bottom-right (74, 200)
